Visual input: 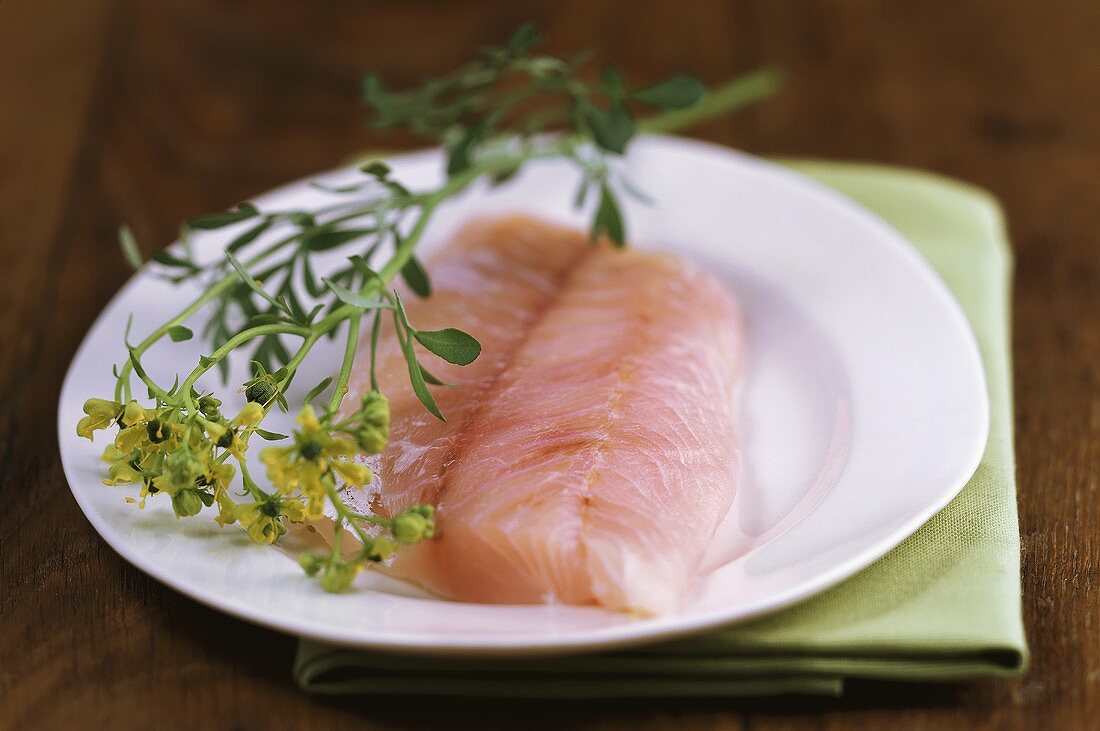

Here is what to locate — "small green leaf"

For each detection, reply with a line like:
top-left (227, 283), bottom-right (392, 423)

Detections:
top-left (150, 250), bottom-right (194, 269)
top-left (304, 376), bottom-right (333, 406)
top-left (418, 364), bottom-right (453, 386)
top-left (630, 74), bottom-right (706, 109)
top-left (226, 250), bottom-right (290, 315)
top-left (247, 313), bottom-right (287, 328)
top-left (573, 176), bottom-right (593, 210)
top-left (359, 160), bottom-right (391, 178)
top-left (168, 326), bottom-right (193, 342)
top-left (592, 183), bottom-right (626, 246)
top-left (601, 64), bottom-right (625, 97)
top-left (226, 219), bottom-right (274, 253)
top-left (507, 22), bottom-right (540, 53)
top-left (255, 428), bottom-right (289, 441)
top-left (447, 121), bottom-right (489, 176)
top-left (369, 310), bottom-right (382, 392)
top-left (349, 254), bottom-right (381, 283)
top-left (303, 228), bottom-right (373, 252)
top-left (187, 207), bottom-right (258, 230)
top-left (118, 226), bottom-right (142, 270)
top-left (393, 293), bottom-right (444, 421)
top-left (578, 99), bottom-right (634, 154)
top-left (413, 328), bottom-right (481, 366)
top-left (324, 278), bottom-right (389, 310)
top-left (309, 181), bottom-right (367, 195)
top-left (400, 256), bottom-right (432, 298)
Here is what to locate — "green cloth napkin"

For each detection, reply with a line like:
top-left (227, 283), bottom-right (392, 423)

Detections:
top-left (294, 160), bottom-right (1027, 698)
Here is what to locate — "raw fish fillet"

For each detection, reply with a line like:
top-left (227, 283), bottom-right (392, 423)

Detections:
top-left (346, 216), bottom-right (743, 614)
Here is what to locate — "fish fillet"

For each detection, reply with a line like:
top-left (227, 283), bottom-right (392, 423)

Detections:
top-left (346, 216), bottom-right (743, 614)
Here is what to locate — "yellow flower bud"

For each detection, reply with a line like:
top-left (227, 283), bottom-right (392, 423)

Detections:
top-left (171, 488), bottom-right (204, 517)
top-left (392, 510), bottom-right (435, 545)
top-left (356, 391), bottom-right (390, 454)
top-left (333, 460), bottom-right (373, 488)
top-left (298, 553), bottom-right (324, 577)
top-left (320, 562), bottom-right (357, 593)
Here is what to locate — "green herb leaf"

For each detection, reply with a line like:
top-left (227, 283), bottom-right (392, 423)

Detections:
top-left (247, 313), bottom-right (287, 328)
top-left (255, 428), bottom-right (290, 441)
top-left (413, 328), bottom-right (481, 366)
top-left (630, 74), bottom-right (706, 109)
top-left (601, 64), bottom-right (625, 98)
top-left (400, 256), bottom-right (432, 298)
top-left (168, 326), bottom-right (193, 342)
top-left (303, 228), bottom-right (373, 252)
top-left (359, 160), bottom-right (391, 178)
top-left (226, 219), bottom-right (275, 253)
top-left (187, 206), bottom-right (258, 230)
top-left (304, 376), bottom-right (333, 406)
top-left (150, 250), bottom-right (194, 269)
top-left (118, 226), bottom-right (143, 270)
top-left (418, 364), bottom-right (453, 386)
top-left (392, 293), bottom-right (445, 421)
top-left (226, 251), bottom-right (290, 315)
top-left (323, 278), bottom-right (389, 310)
top-left (447, 121), bottom-right (490, 176)
top-left (578, 99), bottom-right (634, 154)
top-left (369, 310), bottom-right (382, 392)
top-left (592, 183), bottom-right (626, 246)
top-left (507, 23), bottom-right (540, 54)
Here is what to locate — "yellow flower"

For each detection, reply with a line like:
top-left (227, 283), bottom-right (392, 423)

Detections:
top-left (366, 535), bottom-right (397, 562)
top-left (203, 420), bottom-right (227, 442)
top-left (114, 424), bottom-right (149, 455)
top-left (214, 487), bottom-right (239, 526)
top-left (121, 400), bottom-right (148, 426)
top-left (260, 444), bottom-right (298, 491)
top-left (237, 496), bottom-right (303, 544)
top-left (238, 501), bottom-right (282, 544)
top-left (151, 446), bottom-right (202, 496)
top-left (232, 402), bottom-right (265, 428)
top-left (101, 444), bottom-right (140, 486)
top-left (203, 461), bottom-right (236, 494)
top-left (280, 498), bottom-right (306, 522)
top-left (77, 398), bottom-right (122, 440)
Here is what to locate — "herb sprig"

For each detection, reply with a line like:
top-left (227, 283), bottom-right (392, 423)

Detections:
top-left (76, 25), bottom-right (779, 592)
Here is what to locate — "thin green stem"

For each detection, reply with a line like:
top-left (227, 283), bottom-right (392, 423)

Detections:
top-left (327, 312), bottom-right (362, 416)
top-left (637, 67), bottom-right (784, 134)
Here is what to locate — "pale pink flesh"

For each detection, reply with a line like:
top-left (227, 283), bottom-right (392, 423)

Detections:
top-left (346, 216), bottom-right (743, 614)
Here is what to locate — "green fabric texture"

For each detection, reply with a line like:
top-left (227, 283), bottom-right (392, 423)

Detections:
top-left (294, 161), bottom-right (1027, 698)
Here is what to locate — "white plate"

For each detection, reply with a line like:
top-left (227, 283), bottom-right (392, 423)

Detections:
top-left (58, 136), bottom-right (988, 656)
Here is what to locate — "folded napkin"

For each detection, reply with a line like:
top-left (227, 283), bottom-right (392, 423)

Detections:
top-left (295, 160), bottom-right (1027, 697)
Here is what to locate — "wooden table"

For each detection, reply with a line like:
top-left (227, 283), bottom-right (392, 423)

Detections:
top-left (2, 1), bottom-right (1097, 728)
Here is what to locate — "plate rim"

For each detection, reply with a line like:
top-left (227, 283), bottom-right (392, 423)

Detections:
top-left (57, 134), bottom-right (990, 657)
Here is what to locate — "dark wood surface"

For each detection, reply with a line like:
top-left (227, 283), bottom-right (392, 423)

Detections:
top-left (2, 1), bottom-right (1097, 728)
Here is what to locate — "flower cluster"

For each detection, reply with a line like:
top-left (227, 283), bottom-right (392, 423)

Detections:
top-left (77, 384), bottom-right (432, 592)
top-left (78, 394), bottom-right (255, 522)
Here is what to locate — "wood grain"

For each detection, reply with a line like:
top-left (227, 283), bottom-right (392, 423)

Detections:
top-left (1, 0), bottom-right (1097, 728)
